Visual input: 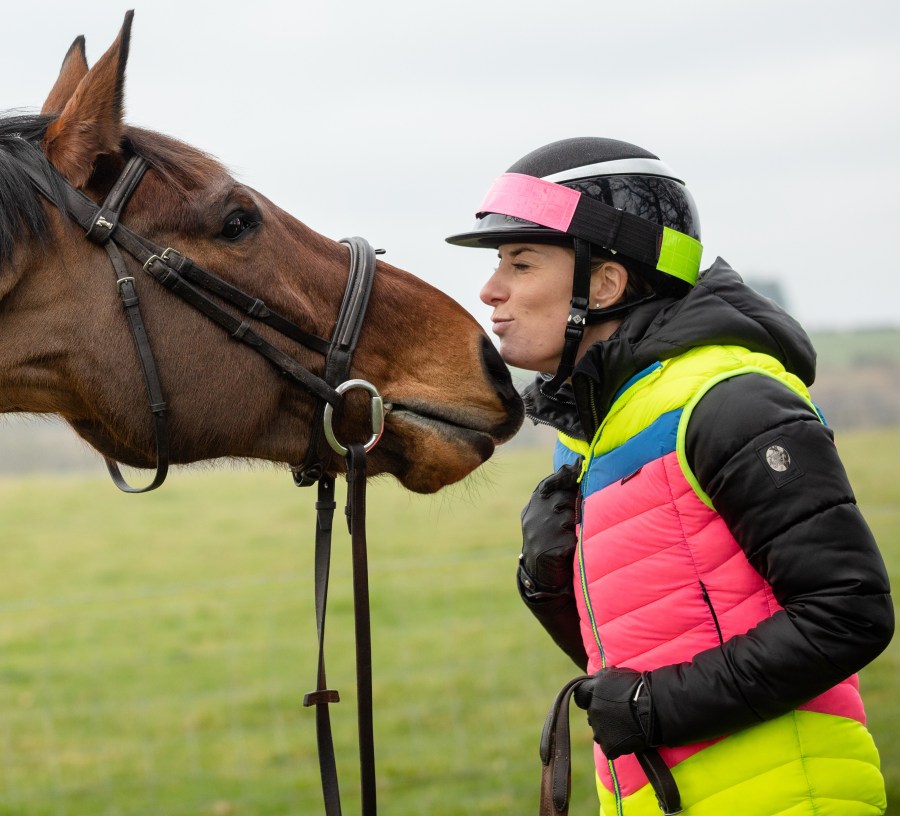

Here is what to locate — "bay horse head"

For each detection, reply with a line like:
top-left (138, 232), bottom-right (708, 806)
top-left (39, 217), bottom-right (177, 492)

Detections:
top-left (0, 13), bottom-right (524, 494)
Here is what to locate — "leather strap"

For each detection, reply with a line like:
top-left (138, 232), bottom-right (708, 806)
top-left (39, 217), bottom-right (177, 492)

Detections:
top-left (140, 253), bottom-right (340, 405)
top-left (80, 154), bottom-right (170, 492)
top-left (303, 475), bottom-right (343, 816)
top-left (84, 154), bottom-right (148, 244)
top-left (539, 675), bottom-right (591, 815)
top-left (303, 445), bottom-right (377, 816)
top-left (152, 247), bottom-right (332, 356)
top-left (539, 676), bottom-right (683, 816)
top-left (539, 237), bottom-right (592, 395)
top-left (102, 239), bottom-right (170, 492)
top-left (347, 443), bottom-right (376, 815)
top-left (293, 238), bottom-right (377, 487)
top-left (636, 749), bottom-right (683, 815)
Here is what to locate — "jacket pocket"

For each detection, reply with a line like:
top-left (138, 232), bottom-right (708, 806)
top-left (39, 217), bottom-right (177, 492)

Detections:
top-left (699, 580), bottom-right (724, 644)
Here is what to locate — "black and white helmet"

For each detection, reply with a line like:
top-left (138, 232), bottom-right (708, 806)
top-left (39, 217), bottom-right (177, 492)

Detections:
top-left (447, 137), bottom-right (703, 388)
top-left (447, 136), bottom-right (701, 286)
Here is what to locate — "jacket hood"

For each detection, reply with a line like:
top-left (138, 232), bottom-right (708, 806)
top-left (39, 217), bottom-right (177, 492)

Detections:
top-left (571, 257), bottom-right (817, 438)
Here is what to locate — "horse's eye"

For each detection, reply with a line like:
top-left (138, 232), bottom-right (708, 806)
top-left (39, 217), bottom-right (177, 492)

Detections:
top-left (221, 212), bottom-right (259, 240)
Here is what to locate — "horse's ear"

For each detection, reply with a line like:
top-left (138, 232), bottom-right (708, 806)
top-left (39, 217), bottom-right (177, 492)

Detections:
top-left (41, 36), bottom-right (89, 115)
top-left (41, 10), bottom-right (134, 188)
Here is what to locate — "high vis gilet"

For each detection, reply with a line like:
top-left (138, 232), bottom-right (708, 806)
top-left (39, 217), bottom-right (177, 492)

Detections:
top-left (573, 345), bottom-right (885, 815)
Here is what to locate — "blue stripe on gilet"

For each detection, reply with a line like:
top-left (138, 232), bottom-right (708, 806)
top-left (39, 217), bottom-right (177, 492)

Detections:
top-left (553, 438), bottom-right (583, 470)
top-left (582, 408), bottom-right (683, 497)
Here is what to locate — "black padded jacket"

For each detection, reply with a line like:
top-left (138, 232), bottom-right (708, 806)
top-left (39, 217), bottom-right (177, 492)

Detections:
top-left (524, 257), bottom-right (894, 745)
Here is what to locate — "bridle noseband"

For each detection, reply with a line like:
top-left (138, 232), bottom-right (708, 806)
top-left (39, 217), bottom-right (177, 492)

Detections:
top-left (19, 142), bottom-right (384, 815)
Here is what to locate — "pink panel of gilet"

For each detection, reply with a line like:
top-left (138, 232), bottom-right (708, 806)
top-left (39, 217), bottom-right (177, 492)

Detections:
top-left (575, 450), bottom-right (865, 796)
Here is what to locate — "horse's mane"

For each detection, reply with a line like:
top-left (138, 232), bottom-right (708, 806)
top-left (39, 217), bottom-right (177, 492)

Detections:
top-left (0, 110), bottom-right (226, 269)
top-left (0, 112), bottom-right (59, 268)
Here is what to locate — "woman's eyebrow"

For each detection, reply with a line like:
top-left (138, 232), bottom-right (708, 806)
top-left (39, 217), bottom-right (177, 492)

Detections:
top-left (499, 247), bottom-right (540, 260)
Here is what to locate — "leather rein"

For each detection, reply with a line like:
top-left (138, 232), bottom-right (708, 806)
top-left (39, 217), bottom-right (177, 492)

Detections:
top-left (19, 143), bottom-right (383, 815)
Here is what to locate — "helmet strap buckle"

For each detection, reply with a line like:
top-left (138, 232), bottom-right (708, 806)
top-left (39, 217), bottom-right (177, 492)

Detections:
top-left (542, 239), bottom-right (592, 396)
top-left (566, 295), bottom-right (589, 333)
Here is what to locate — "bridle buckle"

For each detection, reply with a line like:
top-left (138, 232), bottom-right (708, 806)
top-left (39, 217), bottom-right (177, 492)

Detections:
top-left (160, 246), bottom-right (183, 265)
top-left (142, 246), bottom-right (182, 273)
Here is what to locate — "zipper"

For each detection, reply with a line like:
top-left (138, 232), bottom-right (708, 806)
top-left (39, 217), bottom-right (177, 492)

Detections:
top-left (524, 399), bottom-right (585, 439)
top-left (526, 412), bottom-right (571, 433)
top-left (590, 385), bottom-right (600, 432)
top-left (699, 581), bottom-right (724, 644)
top-left (524, 380), bottom-right (585, 438)
top-left (589, 361), bottom-right (665, 435)
top-left (580, 364), bottom-right (666, 815)
top-left (577, 517), bottom-right (625, 816)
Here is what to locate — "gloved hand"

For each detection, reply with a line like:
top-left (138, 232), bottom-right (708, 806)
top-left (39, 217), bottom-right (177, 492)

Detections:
top-left (518, 461), bottom-right (581, 598)
top-left (573, 666), bottom-right (659, 760)
top-left (518, 461), bottom-right (588, 670)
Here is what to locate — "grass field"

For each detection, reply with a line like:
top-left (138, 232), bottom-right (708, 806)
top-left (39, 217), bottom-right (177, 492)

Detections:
top-left (0, 429), bottom-right (897, 815)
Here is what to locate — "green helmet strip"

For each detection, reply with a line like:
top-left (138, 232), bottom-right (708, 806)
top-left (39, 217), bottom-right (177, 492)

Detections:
top-left (658, 227), bottom-right (703, 285)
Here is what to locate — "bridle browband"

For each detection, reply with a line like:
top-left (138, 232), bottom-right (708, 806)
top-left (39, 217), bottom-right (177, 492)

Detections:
top-left (18, 140), bottom-right (383, 815)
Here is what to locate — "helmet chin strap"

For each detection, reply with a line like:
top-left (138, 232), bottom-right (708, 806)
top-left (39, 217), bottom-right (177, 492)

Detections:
top-left (539, 238), bottom-right (657, 398)
top-left (540, 238), bottom-right (592, 396)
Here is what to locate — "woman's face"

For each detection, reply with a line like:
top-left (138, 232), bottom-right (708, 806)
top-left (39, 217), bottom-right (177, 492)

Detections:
top-left (479, 243), bottom-right (575, 373)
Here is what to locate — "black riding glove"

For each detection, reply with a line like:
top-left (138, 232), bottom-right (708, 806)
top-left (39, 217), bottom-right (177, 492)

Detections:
top-left (573, 666), bottom-right (659, 760)
top-left (519, 461), bottom-right (581, 594)
top-left (518, 461), bottom-right (588, 670)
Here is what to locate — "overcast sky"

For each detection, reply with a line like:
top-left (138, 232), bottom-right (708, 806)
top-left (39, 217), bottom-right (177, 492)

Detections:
top-left (3, 1), bottom-right (899, 332)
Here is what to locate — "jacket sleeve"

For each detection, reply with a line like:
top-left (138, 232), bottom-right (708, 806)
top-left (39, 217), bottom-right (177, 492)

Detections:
top-left (518, 575), bottom-right (589, 671)
top-left (649, 373), bottom-right (894, 746)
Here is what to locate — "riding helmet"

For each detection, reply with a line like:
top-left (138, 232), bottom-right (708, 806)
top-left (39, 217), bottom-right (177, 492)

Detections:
top-left (446, 137), bottom-right (703, 388)
top-left (447, 136), bottom-right (702, 288)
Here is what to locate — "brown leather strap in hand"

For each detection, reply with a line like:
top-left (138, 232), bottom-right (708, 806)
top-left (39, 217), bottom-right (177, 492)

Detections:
top-left (539, 675), bottom-right (591, 815)
top-left (539, 676), bottom-right (683, 815)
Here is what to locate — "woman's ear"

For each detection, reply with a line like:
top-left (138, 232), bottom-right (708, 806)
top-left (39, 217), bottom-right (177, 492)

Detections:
top-left (590, 261), bottom-right (629, 308)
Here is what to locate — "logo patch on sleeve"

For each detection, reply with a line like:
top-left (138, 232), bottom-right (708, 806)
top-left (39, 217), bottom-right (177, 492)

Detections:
top-left (756, 437), bottom-right (803, 487)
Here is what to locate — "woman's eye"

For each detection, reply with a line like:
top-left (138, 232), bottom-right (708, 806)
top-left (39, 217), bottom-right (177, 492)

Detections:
top-left (221, 212), bottom-right (259, 240)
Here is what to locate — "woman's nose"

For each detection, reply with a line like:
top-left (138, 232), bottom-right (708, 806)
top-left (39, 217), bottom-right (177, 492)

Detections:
top-left (480, 269), bottom-right (506, 307)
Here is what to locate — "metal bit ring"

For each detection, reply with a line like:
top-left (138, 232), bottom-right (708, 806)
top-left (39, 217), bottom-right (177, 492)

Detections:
top-left (323, 379), bottom-right (385, 456)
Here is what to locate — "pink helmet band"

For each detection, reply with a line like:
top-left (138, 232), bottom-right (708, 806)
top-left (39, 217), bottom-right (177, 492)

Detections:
top-left (477, 173), bottom-right (581, 233)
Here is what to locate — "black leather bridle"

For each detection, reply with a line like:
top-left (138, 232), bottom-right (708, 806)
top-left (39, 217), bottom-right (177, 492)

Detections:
top-left (19, 145), bottom-right (383, 489)
top-left (19, 142), bottom-right (384, 815)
